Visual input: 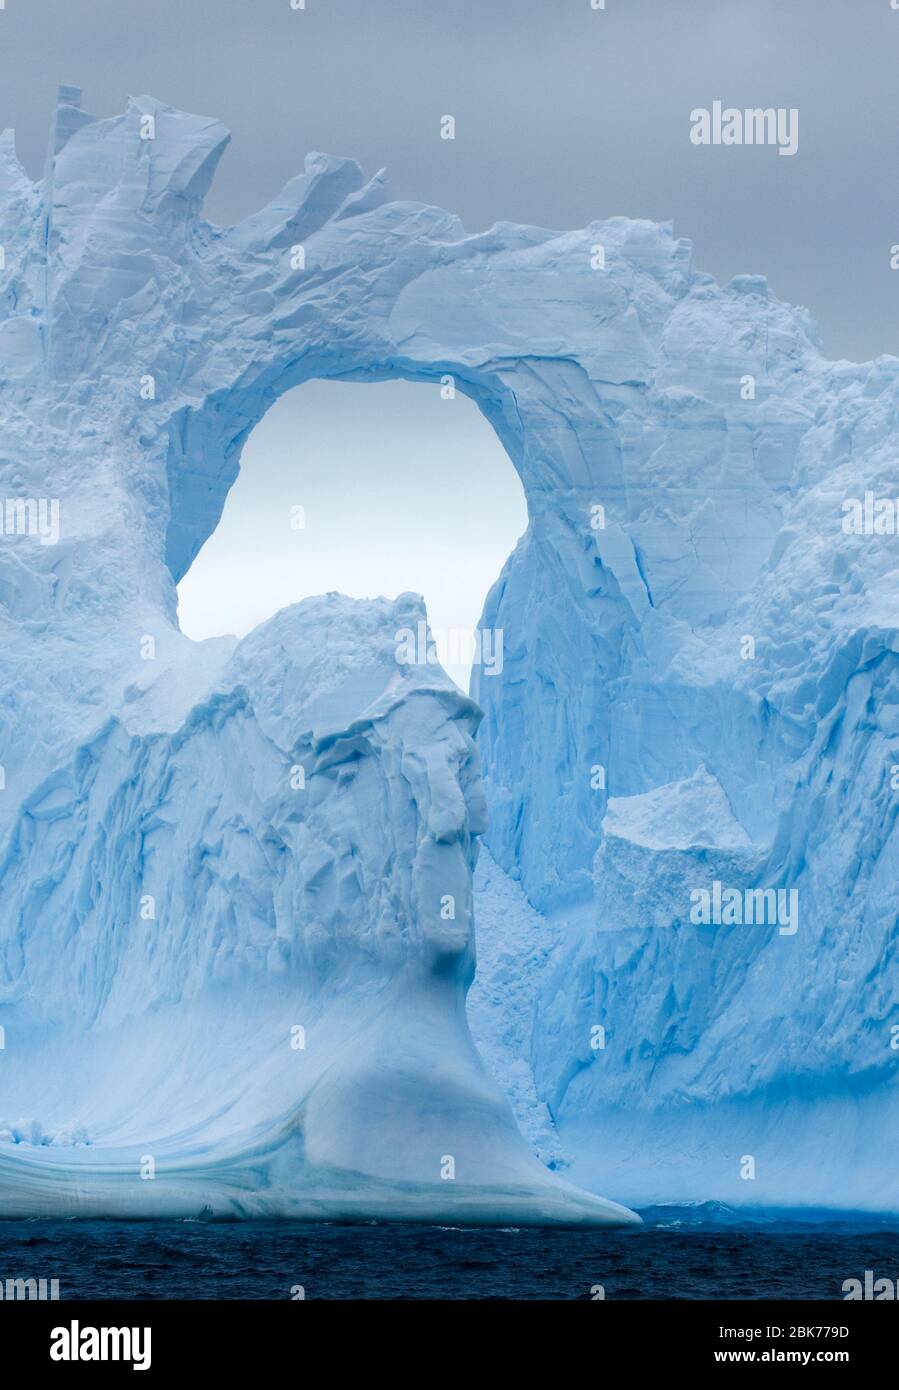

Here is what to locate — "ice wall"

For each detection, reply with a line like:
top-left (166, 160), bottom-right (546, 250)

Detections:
top-left (468, 274), bottom-right (899, 1207)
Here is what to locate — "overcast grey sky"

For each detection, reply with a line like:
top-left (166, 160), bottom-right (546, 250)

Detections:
top-left (2, 0), bottom-right (896, 680)
top-left (2, 0), bottom-right (897, 360)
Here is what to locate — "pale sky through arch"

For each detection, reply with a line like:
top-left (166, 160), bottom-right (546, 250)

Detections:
top-left (176, 378), bottom-right (528, 693)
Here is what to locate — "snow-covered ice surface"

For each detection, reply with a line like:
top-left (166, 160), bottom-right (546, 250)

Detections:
top-left (0, 85), bottom-right (897, 1219)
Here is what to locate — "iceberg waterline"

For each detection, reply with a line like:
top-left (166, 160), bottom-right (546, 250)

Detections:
top-left (0, 84), bottom-right (894, 1218)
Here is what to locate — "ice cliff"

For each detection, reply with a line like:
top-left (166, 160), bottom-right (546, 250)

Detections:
top-left (0, 85), bottom-right (896, 1217)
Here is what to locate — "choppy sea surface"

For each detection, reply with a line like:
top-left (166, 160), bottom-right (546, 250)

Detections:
top-left (1, 1205), bottom-right (897, 1300)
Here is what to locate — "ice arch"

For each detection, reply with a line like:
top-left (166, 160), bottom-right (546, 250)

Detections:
top-left (176, 378), bottom-right (527, 691)
top-left (0, 87), bottom-right (646, 1224)
top-left (1, 88), bottom-right (898, 1214)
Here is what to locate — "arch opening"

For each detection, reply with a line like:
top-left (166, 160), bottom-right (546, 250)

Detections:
top-left (176, 378), bottom-right (528, 692)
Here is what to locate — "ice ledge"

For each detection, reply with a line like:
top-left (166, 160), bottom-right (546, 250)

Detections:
top-left (603, 766), bottom-right (754, 852)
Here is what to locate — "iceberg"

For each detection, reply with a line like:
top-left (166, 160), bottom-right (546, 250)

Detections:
top-left (0, 587), bottom-right (633, 1224)
top-left (0, 83), bottom-right (896, 1219)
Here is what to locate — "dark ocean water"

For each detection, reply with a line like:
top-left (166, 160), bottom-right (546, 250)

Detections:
top-left (2, 1206), bottom-right (898, 1299)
